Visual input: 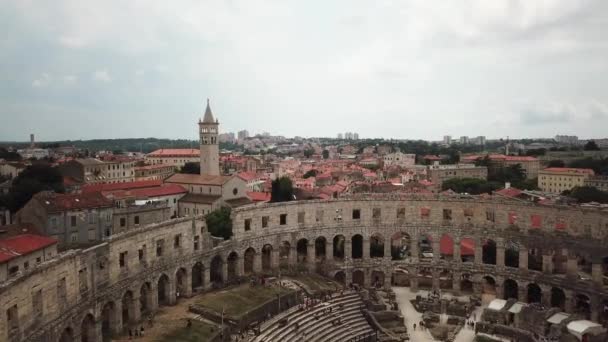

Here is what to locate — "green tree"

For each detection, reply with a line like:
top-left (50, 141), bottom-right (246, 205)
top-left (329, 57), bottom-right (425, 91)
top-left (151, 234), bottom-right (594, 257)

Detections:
top-left (474, 155), bottom-right (491, 167)
top-left (303, 169), bottom-right (318, 179)
top-left (490, 164), bottom-right (526, 184)
top-left (322, 149), bottom-right (329, 159)
top-left (0, 148), bottom-right (22, 161)
top-left (205, 207), bottom-right (233, 240)
top-left (4, 164), bottom-right (65, 212)
top-left (303, 149), bottom-right (314, 158)
top-left (547, 160), bottom-right (565, 168)
top-left (271, 176), bottom-right (294, 202)
top-left (567, 186), bottom-right (608, 203)
top-left (584, 140), bottom-right (600, 151)
top-left (180, 162), bottom-right (200, 174)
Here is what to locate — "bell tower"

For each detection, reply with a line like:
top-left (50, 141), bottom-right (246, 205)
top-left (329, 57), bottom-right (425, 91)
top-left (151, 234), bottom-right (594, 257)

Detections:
top-left (198, 99), bottom-right (220, 176)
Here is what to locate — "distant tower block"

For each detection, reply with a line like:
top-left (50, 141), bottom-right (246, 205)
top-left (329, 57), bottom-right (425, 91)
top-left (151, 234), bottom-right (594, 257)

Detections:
top-left (198, 99), bottom-right (220, 176)
top-left (30, 134), bottom-right (35, 148)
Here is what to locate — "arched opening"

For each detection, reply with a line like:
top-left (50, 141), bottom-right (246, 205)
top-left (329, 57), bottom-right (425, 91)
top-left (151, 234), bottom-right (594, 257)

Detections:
top-left (279, 241), bottom-right (291, 269)
top-left (334, 271), bottom-right (346, 285)
top-left (121, 290), bottom-right (134, 326)
top-left (460, 274), bottom-right (473, 294)
top-left (175, 268), bottom-right (187, 299)
top-left (551, 287), bottom-right (566, 310)
top-left (315, 236), bottom-right (327, 261)
top-left (439, 234), bottom-right (454, 261)
top-left (370, 233), bottom-right (384, 258)
top-left (418, 234), bottom-right (432, 259)
top-left (262, 245), bottom-right (272, 271)
top-left (460, 238), bottom-right (475, 263)
top-left (210, 255), bottom-right (224, 284)
top-left (439, 269), bottom-right (453, 290)
top-left (390, 231), bottom-right (411, 261)
top-left (192, 262), bottom-right (204, 291)
top-left (352, 270), bottom-right (365, 286)
top-left (59, 327), bottom-right (74, 342)
top-left (528, 248), bottom-right (543, 271)
top-left (157, 274), bottom-right (170, 306)
top-left (575, 294), bottom-right (591, 319)
top-left (352, 234), bottom-right (363, 259)
top-left (244, 248), bottom-right (256, 274)
top-left (552, 249), bottom-right (567, 274)
top-left (371, 270), bottom-right (385, 288)
top-left (139, 282), bottom-right (152, 315)
top-left (483, 239), bottom-right (497, 265)
top-left (296, 239), bottom-right (308, 263)
top-left (527, 283), bottom-right (542, 303)
top-left (227, 252), bottom-right (239, 280)
top-left (482, 276), bottom-right (497, 296)
top-left (505, 242), bottom-right (520, 268)
top-left (101, 302), bottom-right (115, 340)
top-left (503, 279), bottom-right (519, 300)
top-left (333, 235), bottom-right (345, 260)
top-left (80, 314), bottom-right (96, 342)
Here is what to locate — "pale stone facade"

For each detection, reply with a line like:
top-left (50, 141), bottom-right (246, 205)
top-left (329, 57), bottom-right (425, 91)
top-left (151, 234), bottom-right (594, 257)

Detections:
top-left (538, 168), bottom-right (595, 193)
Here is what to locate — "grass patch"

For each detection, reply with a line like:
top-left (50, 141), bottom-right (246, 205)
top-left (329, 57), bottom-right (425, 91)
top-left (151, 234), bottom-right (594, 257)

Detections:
top-left (196, 284), bottom-right (294, 318)
top-left (159, 320), bottom-right (218, 342)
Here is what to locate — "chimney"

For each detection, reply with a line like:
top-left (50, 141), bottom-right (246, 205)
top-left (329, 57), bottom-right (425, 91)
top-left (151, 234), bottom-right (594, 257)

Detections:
top-left (30, 134), bottom-right (35, 148)
top-left (505, 182), bottom-right (511, 189)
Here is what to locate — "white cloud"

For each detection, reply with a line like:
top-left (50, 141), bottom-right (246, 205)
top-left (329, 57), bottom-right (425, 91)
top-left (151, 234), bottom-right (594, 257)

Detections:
top-left (92, 69), bottom-right (112, 82)
top-left (63, 75), bottom-right (78, 84)
top-left (32, 73), bottom-right (51, 87)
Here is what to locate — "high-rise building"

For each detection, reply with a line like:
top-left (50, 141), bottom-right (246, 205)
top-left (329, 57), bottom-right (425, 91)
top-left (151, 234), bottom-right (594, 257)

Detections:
top-left (459, 136), bottom-right (469, 145)
top-left (554, 135), bottom-right (579, 145)
top-left (199, 99), bottom-right (220, 176)
top-left (219, 132), bottom-right (236, 143)
top-left (238, 130), bottom-right (250, 140)
top-left (353, 133), bottom-right (359, 140)
top-left (337, 133), bottom-right (343, 139)
top-left (443, 135), bottom-right (452, 145)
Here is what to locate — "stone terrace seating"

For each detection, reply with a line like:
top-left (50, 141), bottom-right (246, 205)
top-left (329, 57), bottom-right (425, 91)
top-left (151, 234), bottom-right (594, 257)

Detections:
top-left (252, 291), bottom-right (374, 342)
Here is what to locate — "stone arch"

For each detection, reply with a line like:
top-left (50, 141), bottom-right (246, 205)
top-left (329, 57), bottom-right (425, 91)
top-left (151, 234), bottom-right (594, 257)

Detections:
top-left (352, 234), bottom-right (363, 259)
top-left (175, 267), bottom-right (187, 299)
top-left (439, 234), bottom-right (454, 261)
top-left (192, 262), bottom-right (204, 291)
top-left (315, 236), bottom-right (327, 260)
top-left (59, 326), bottom-right (74, 342)
top-left (460, 237), bottom-right (475, 263)
top-left (370, 233), bottom-right (384, 258)
top-left (296, 238), bottom-right (308, 263)
top-left (505, 242), bottom-right (520, 268)
top-left (460, 273), bottom-right (474, 294)
top-left (279, 241), bottom-right (291, 269)
top-left (390, 231), bottom-right (411, 260)
top-left (483, 239), bottom-right (497, 265)
top-left (482, 275), bottom-right (497, 296)
top-left (244, 248), bottom-right (256, 274)
top-left (227, 251), bottom-right (240, 280)
top-left (333, 235), bottom-right (345, 260)
top-left (157, 273), bottom-right (171, 306)
top-left (121, 290), bottom-right (135, 326)
top-left (527, 283), bottom-right (542, 303)
top-left (139, 282), bottom-right (152, 315)
top-left (262, 244), bottom-right (273, 271)
top-left (371, 270), bottom-right (385, 287)
top-left (101, 301), bottom-right (116, 340)
top-left (528, 248), bottom-right (543, 271)
top-left (551, 287), bottom-right (566, 310)
top-left (575, 293), bottom-right (591, 319)
top-left (418, 234), bottom-right (432, 259)
top-left (352, 269), bottom-right (365, 286)
top-left (210, 255), bottom-right (224, 284)
top-left (503, 279), bottom-right (518, 300)
top-left (334, 271), bottom-right (346, 285)
top-left (80, 313), bottom-right (96, 342)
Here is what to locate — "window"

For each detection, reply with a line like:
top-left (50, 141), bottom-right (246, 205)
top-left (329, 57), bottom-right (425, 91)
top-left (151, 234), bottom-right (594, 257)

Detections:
top-left (156, 240), bottom-right (164, 256)
top-left (119, 252), bottom-right (127, 267)
top-left (24, 261), bottom-right (29, 270)
top-left (262, 216), bottom-right (269, 228)
top-left (88, 211), bottom-right (96, 224)
top-left (9, 266), bottom-right (19, 276)
top-left (280, 214), bottom-right (287, 225)
top-left (372, 208), bottom-right (381, 219)
top-left (443, 209), bottom-right (452, 220)
top-left (32, 289), bottom-right (43, 317)
top-left (174, 234), bottom-right (181, 248)
top-left (194, 236), bottom-right (200, 250)
top-left (486, 209), bottom-right (495, 222)
top-left (36, 257), bottom-right (41, 263)
top-left (244, 219), bottom-right (252, 231)
top-left (352, 209), bottom-right (361, 220)
top-left (233, 188), bottom-right (238, 195)
top-left (139, 245), bottom-right (146, 261)
top-left (6, 304), bottom-right (18, 331)
top-left (134, 216), bottom-right (140, 225)
top-left (71, 233), bottom-right (77, 242)
top-left (397, 208), bottom-right (405, 219)
top-left (463, 208), bottom-right (473, 217)
top-left (120, 218), bottom-right (126, 227)
top-left (70, 216), bottom-right (77, 227)
top-left (315, 210), bottom-right (324, 223)
top-left (420, 207), bottom-right (430, 218)
top-left (297, 212), bottom-right (305, 224)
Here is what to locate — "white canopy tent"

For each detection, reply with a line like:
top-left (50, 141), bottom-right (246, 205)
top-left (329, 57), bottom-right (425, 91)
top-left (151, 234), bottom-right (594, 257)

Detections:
top-left (566, 320), bottom-right (606, 341)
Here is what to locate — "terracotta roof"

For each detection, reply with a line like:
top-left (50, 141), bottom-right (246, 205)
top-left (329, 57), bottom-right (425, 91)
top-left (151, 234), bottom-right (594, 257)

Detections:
top-left (132, 184), bottom-right (187, 197)
top-left (74, 158), bottom-right (106, 166)
top-left (147, 149), bottom-right (199, 157)
top-left (541, 168), bottom-right (594, 175)
top-left (247, 191), bottom-right (271, 202)
top-left (495, 187), bottom-right (523, 198)
top-left (165, 173), bottom-right (233, 186)
top-left (0, 223), bottom-right (42, 239)
top-left (237, 171), bottom-right (258, 182)
top-left (0, 234), bottom-right (57, 263)
top-left (82, 180), bottom-right (163, 193)
top-left (224, 197), bottom-right (253, 207)
top-left (180, 193), bottom-right (222, 204)
top-left (34, 192), bottom-right (113, 213)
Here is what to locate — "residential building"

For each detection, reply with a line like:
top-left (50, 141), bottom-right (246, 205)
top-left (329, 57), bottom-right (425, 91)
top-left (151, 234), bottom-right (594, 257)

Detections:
top-left (427, 164), bottom-right (488, 192)
top-left (584, 176), bottom-right (608, 192)
top-left (443, 135), bottom-right (452, 145)
top-left (353, 133), bottom-right (359, 140)
top-left (459, 136), bottom-right (469, 145)
top-left (237, 171), bottom-right (265, 191)
top-left (134, 163), bottom-right (176, 181)
top-left (555, 135), bottom-right (579, 145)
top-left (383, 152), bottom-right (415, 168)
top-left (112, 201), bottom-right (171, 234)
top-left (337, 133), bottom-right (343, 139)
top-left (219, 132), bottom-right (236, 143)
top-left (99, 155), bottom-right (136, 183)
top-left (0, 234), bottom-right (57, 282)
top-left (0, 162), bottom-right (27, 179)
top-left (237, 130), bottom-right (250, 140)
top-left (145, 149), bottom-right (199, 168)
top-left (538, 168), bottom-right (595, 193)
top-left (16, 148), bottom-right (49, 160)
top-left (58, 157), bottom-right (135, 185)
top-left (461, 154), bottom-right (540, 179)
top-left (15, 191), bottom-right (114, 246)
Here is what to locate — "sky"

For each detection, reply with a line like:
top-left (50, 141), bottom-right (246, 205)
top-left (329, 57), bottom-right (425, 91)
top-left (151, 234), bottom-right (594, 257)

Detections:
top-left (1, 0), bottom-right (608, 141)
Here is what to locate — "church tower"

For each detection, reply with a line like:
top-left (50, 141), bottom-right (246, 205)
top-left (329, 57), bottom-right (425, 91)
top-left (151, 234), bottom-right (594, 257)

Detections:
top-left (198, 99), bottom-right (220, 176)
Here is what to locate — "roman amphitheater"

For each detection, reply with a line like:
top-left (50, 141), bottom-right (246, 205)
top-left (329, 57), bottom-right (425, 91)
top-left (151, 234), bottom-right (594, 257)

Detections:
top-left (2, 193), bottom-right (608, 341)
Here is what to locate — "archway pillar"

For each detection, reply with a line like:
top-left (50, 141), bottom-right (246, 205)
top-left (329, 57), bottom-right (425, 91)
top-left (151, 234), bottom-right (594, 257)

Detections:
top-left (518, 285), bottom-right (527, 303)
top-left (222, 261), bottom-right (228, 283)
top-left (307, 242), bottom-right (315, 268)
top-left (289, 246), bottom-right (297, 266)
top-left (411, 234), bottom-right (419, 262)
top-left (167, 275), bottom-right (177, 305)
top-left (383, 239), bottom-right (391, 261)
top-left (149, 282), bottom-right (159, 311)
top-left (542, 254), bottom-right (554, 274)
top-left (131, 292), bottom-right (142, 323)
top-left (473, 281), bottom-right (482, 297)
top-left (564, 290), bottom-right (574, 313)
top-left (236, 256), bottom-right (244, 277)
top-left (111, 301), bottom-right (124, 335)
top-left (363, 238), bottom-right (370, 260)
top-left (203, 266), bottom-right (211, 290)
top-left (271, 249), bottom-right (280, 269)
top-left (364, 269), bottom-right (371, 288)
top-left (253, 253), bottom-right (262, 273)
top-left (474, 239), bottom-right (482, 265)
top-left (541, 287), bottom-right (551, 307)
top-left (590, 295), bottom-right (600, 322)
top-left (432, 237), bottom-right (440, 263)
top-left (182, 271), bottom-right (193, 297)
top-left (409, 267), bottom-right (418, 293)
top-left (345, 239), bottom-right (352, 260)
top-left (495, 280), bottom-right (504, 299)
top-left (496, 240), bottom-right (505, 268)
top-left (566, 253), bottom-right (578, 278)
top-left (345, 269), bottom-right (353, 285)
top-left (431, 269), bottom-right (440, 291)
top-left (453, 238), bottom-right (461, 264)
top-left (326, 240), bottom-right (334, 262)
top-left (94, 319), bottom-right (103, 342)
top-left (519, 248), bottom-right (528, 271)
top-left (591, 263), bottom-right (603, 286)
top-left (452, 271), bottom-right (461, 295)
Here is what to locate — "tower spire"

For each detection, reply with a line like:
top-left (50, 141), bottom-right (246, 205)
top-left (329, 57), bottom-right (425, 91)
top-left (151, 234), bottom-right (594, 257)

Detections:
top-left (203, 98), bottom-right (215, 123)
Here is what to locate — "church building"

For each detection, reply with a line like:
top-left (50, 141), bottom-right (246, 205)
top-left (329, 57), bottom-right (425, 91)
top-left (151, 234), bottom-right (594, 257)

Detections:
top-left (165, 100), bottom-right (251, 216)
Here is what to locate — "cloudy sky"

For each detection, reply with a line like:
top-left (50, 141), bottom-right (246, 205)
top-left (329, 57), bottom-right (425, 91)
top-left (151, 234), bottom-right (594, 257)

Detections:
top-left (2, 0), bottom-right (608, 141)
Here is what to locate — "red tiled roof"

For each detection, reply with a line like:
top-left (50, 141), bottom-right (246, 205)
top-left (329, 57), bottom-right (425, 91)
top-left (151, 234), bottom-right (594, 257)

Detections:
top-left (247, 191), bottom-right (271, 202)
top-left (82, 180), bottom-right (163, 193)
top-left (423, 155), bottom-right (442, 160)
top-left (165, 173), bottom-right (233, 186)
top-left (542, 167), bottom-right (594, 175)
top-left (0, 234), bottom-right (57, 263)
top-left (132, 184), bottom-right (187, 197)
top-left (147, 149), bottom-right (199, 157)
top-left (35, 192), bottom-right (113, 213)
top-left (495, 187), bottom-right (523, 197)
top-left (238, 172), bottom-right (259, 182)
